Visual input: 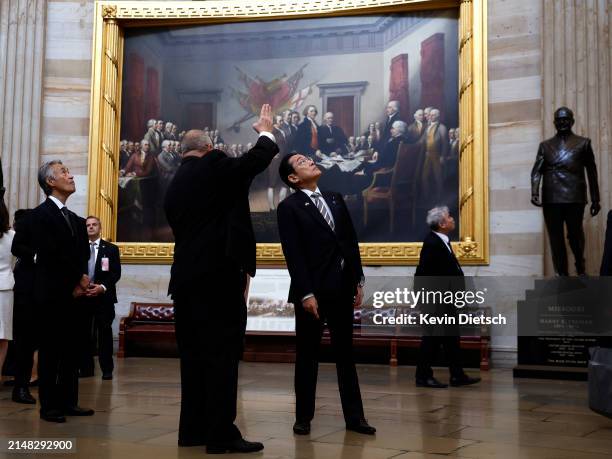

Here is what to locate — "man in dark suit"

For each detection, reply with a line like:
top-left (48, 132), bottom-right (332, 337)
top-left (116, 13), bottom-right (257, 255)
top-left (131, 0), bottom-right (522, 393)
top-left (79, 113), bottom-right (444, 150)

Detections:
top-left (11, 209), bottom-right (37, 405)
top-left (12, 160), bottom-right (94, 422)
top-left (407, 109), bottom-right (426, 143)
top-left (77, 216), bottom-right (121, 380)
top-left (317, 112), bottom-right (348, 156)
top-left (277, 152), bottom-right (376, 436)
top-left (414, 206), bottom-right (481, 388)
top-left (363, 120), bottom-right (407, 178)
top-left (164, 105), bottom-right (278, 454)
top-left (381, 100), bottom-right (403, 144)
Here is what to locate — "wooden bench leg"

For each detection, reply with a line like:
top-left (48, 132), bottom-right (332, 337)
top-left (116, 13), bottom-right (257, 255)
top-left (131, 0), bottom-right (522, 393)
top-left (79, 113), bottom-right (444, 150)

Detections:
top-left (390, 339), bottom-right (398, 366)
top-left (480, 338), bottom-right (490, 371)
top-left (118, 332), bottom-right (125, 358)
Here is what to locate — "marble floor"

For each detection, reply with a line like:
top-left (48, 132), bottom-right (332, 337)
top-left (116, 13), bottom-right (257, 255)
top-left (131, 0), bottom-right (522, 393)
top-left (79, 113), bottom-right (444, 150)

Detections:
top-left (0, 359), bottom-right (611, 458)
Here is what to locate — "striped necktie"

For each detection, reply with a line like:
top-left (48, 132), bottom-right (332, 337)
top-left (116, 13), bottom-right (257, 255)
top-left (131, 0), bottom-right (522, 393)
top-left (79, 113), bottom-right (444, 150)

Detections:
top-left (310, 192), bottom-right (334, 231)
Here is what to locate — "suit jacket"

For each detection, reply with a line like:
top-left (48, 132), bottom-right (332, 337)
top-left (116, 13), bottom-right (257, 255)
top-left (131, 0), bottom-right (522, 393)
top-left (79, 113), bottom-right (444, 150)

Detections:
top-left (531, 133), bottom-right (600, 204)
top-left (378, 135), bottom-right (404, 169)
top-left (144, 128), bottom-right (162, 154)
top-left (407, 121), bottom-right (425, 143)
top-left (91, 239), bottom-right (121, 305)
top-left (277, 190), bottom-right (363, 304)
top-left (415, 231), bottom-right (464, 319)
top-left (12, 198), bottom-right (89, 305)
top-left (125, 152), bottom-right (157, 177)
top-left (424, 122), bottom-right (449, 159)
top-left (382, 112), bottom-right (402, 144)
top-left (119, 149), bottom-right (131, 170)
top-left (295, 118), bottom-right (319, 157)
top-left (317, 124), bottom-right (348, 155)
top-left (165, 135), bottom-right (279, 295)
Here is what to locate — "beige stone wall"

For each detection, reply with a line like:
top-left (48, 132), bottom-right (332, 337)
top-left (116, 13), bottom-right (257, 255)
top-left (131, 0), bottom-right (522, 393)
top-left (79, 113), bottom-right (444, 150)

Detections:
top-left (542, 0), bottom-right (612, 275)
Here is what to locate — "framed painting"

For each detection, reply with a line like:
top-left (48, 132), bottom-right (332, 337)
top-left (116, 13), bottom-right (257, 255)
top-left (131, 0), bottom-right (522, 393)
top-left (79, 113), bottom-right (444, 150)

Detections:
top-left (87, 0), bottom-right (488, 265)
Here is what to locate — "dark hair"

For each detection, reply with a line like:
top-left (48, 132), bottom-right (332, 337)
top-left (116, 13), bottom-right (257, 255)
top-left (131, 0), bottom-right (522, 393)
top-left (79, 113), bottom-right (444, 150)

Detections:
top-left (13, 209), bottom-right (30, 230)
top-left (86, 215), bottom-right (101, 225)
top-left (302, 104), bottom-right (317, 117)
top-left (278, 153), bottom-right (300, 189)
top-left (0, 200), bottom-right (9, 237)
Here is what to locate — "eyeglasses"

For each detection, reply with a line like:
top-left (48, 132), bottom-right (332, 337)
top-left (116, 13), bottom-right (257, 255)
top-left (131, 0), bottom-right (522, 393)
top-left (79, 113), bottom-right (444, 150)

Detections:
top-left (295, 157), bottom-right (314, 167)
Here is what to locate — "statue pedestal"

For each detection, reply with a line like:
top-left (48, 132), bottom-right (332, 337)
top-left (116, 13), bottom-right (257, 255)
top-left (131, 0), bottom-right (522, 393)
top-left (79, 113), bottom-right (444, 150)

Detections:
top-left (513, 278), bottom-right (609, 381)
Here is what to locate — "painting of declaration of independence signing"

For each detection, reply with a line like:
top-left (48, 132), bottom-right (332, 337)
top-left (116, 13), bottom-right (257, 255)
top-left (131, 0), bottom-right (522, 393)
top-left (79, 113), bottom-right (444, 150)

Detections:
top-left (117, 10), bottom-right (459, 243)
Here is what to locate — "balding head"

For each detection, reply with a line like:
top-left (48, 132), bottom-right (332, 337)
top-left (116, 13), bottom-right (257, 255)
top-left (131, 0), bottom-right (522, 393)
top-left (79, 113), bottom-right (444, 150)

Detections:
top-left (181, 130), bottom-right (213, 157)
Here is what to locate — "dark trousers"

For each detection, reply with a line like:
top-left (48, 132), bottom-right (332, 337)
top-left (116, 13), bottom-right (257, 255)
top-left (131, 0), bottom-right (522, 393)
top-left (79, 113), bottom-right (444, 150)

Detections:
top-left (416, 335), bottom-right (464, 380)
top-left (294, 279), bottom-right (364, 424)
top-left (78, 299), bottom-right (115, 375)
top-left (38, 301), bottom-right (79, 414)
top-left (12, 294), bottom-right (38, 388)
top-left (543, 203), bottom-right (586, 275)
top-left (173, 266), bottom-right (247, 445)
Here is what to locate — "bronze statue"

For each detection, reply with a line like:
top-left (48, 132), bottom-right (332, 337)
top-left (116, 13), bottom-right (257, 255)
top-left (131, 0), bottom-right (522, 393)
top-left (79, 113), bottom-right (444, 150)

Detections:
top-left (531, 107), bottom-right (600, 276)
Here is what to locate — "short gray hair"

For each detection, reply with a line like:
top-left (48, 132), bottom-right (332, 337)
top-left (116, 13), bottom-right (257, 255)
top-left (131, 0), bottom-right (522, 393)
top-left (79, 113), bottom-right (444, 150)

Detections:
top-left (426, 206), bottom-right (449, 230)
top-left (388, 100), bottom-right (400, 111)
top-left (38, 160), bottom-right (63, 196)
top-left (391, 120), bottom-right (407, 134)
top-left (147, 119), bottom-right (156, 128)
top-left (181, 129), bottom-right (212, 152)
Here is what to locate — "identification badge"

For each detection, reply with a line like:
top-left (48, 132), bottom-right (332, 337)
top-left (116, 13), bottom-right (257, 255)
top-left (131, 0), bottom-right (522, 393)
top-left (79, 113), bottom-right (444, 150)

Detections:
top-left (101, 257), bottom-right (110, 271)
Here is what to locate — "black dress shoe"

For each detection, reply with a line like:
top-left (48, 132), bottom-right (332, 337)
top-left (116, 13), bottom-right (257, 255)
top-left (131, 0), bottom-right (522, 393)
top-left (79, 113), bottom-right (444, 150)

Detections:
top-left (416, 377), bottom-right (448, 388)
top-left (64, 406), bottom-right (95, 416)
top-left (450, 375), bottom-right (481, 387)
top-left (102, 372), bottom-right (113, 380)
top-left (40, 410), bottom-right (66, 423)
top-left (2, 379), bottom-right (14, 386)
top-left (346, 420), bottom-right (376, 435)
top-left (12, 387), bottom-right (36, 404)
top-left (293, 421), bottom-right (311, 435)
top-left (206, 438), bottom-right (264, 454)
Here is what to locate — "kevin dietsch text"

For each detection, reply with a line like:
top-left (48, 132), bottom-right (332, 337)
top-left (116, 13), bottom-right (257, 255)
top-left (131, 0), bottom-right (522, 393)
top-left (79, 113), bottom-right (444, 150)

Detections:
top-left (373, 312), bottom-right (507, 326)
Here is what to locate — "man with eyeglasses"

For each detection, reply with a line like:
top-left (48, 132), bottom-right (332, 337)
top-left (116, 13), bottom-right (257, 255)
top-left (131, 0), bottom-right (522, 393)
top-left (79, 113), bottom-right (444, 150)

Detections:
top-left (277, 153), bottom-right (375, 437)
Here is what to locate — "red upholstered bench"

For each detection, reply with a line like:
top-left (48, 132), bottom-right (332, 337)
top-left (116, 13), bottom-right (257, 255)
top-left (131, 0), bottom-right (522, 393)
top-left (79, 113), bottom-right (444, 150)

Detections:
top-left (118, 302), bottom-right (177, 357)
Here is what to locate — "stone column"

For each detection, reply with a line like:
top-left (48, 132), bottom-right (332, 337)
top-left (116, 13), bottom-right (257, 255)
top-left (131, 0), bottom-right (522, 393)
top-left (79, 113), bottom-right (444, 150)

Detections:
top-left (0, 0), bottom-right (46, 214)
top-left (542, 0), bottom-right (611, 274)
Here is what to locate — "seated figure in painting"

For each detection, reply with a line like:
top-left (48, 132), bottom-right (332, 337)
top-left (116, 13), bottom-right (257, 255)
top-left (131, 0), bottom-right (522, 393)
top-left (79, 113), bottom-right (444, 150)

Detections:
top-left (317, 112), bottom-right (348, 157)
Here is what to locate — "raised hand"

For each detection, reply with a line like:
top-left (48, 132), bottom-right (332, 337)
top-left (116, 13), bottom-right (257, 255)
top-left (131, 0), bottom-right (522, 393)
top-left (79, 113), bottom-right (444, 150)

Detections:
top-left (252, 104), bottom-right (274, 134)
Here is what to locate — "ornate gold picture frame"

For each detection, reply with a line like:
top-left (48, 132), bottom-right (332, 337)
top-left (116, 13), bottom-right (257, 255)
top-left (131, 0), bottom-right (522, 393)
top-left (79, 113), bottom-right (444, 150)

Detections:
top-left (87, 0), bottom-right (488, 266)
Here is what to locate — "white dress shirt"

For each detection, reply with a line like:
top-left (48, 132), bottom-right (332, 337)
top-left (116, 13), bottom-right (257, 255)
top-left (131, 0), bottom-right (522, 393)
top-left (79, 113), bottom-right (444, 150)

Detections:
top-left (89, 237), bottom-right (107, 291)
top-left (48, 195), bottom-right (66, 210)
top-left (259, 131), bottom-right (276, 144)
top-left (433, 231), bottom-right (453, 253)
